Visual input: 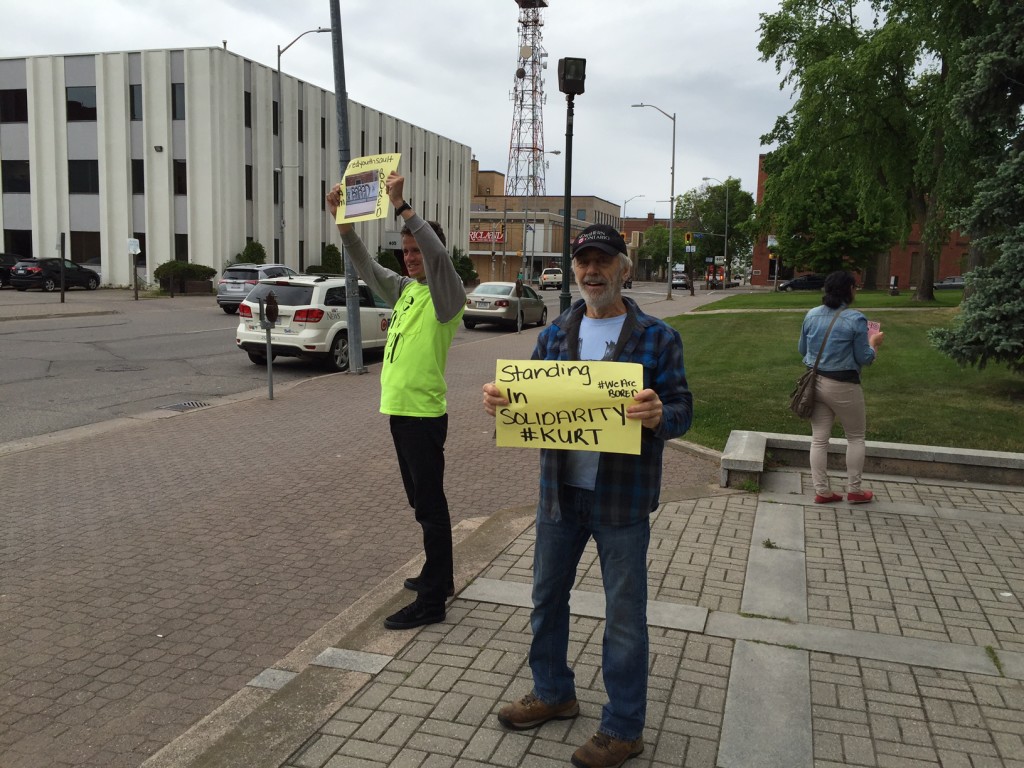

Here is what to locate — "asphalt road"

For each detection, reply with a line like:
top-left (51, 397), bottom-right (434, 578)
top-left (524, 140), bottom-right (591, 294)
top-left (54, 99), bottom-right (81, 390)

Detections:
top-left (0, 285), bottom-right (587, 444)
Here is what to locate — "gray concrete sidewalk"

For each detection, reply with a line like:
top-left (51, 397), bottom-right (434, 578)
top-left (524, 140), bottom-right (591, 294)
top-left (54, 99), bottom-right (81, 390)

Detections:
top-left (150, 467), bottom-right (1024, 768)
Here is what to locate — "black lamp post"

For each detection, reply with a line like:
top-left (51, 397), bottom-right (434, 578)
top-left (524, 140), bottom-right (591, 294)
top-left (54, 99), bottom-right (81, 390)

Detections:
top-left (558, 57), bottom-right (585, 314)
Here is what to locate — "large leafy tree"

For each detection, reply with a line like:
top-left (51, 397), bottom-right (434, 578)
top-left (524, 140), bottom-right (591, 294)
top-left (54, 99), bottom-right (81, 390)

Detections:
top-left (637, 224), bottom-right (689, 278)
top-left (929, 1), bottom-right (1024, 372)
top-left (680, 179), bottom-right (755, 283)
top-left (757, 157), bottom-right (895, 281)
top-left (758, 0), bottom-right (987, 301)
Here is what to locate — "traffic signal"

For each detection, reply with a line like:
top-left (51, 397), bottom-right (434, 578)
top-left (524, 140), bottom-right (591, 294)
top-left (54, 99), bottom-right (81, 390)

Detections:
top-left (684, 231), bottom-right (693, 244)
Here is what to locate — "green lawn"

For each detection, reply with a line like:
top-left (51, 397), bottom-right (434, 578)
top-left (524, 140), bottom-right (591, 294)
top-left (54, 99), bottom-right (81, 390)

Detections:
top-left (693, 289), bottom-right (965, 311)
top-left (666, 304), bottom-right (1024, 454)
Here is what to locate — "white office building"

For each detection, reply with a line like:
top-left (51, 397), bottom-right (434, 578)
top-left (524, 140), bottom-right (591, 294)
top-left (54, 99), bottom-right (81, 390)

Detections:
top-left (0, 47), bottom-right (472, 285)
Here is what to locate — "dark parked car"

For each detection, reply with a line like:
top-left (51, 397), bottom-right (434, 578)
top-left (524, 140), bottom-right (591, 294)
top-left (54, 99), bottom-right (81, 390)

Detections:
top-left (0, 252), bottom-right (22, 287)
top-left (10, 258), bottom-right (100, 292)
top-left (777, 273), bottom-right (825, 292)
top-left (933, 275), bottom-right (966, 290)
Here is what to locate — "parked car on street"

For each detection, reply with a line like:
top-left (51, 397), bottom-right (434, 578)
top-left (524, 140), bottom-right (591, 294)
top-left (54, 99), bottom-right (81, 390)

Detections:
top-left (463, 281), bottom-right (547, 329)
top-left (933, 275), bottom-right (966, 290)
top-left (0, 252), bottom-right (22, 287)
top-left (217, 263), bottom-right (297, 313)
top-left (539, 267), bottom-right (562, 290)
top-left (82, 258), bottom-right (104, 285)
top-left (235, 275), bottom-right (391, 372)
top-left (10, 257), bottom-right (100, 291)
top-left (777, 273), bottom-right (825, 292)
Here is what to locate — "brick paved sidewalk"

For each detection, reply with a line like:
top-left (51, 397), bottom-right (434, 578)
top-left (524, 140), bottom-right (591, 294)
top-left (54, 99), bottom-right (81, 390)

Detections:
top-left (183, 472), bottom-right (1023, 768)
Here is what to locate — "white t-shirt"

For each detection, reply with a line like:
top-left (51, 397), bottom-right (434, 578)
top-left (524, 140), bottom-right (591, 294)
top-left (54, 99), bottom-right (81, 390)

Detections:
top-left (563, 313), bottom-right (627, 490)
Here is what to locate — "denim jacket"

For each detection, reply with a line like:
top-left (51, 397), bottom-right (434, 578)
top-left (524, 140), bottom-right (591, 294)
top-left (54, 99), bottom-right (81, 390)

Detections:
top-left (798, 304), bottom-right (875, 378)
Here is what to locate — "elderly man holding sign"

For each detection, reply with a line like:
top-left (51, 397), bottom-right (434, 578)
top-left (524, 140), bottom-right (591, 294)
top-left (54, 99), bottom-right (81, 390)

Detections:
top-left (483, 224), bottom-right (693, 768)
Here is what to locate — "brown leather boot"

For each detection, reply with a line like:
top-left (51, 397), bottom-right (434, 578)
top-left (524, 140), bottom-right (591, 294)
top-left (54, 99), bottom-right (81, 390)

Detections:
top-left (571, 732), bottom-right (644, 768)
top-left (496, 692), bottom-right (579, 730)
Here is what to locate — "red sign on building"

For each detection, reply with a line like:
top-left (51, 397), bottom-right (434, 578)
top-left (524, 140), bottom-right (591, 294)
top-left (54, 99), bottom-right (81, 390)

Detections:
top-left (469, 230), bottom-right (504, 244)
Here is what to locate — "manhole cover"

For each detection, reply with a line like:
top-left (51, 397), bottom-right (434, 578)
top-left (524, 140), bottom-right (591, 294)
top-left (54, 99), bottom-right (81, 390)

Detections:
top-left (158, 401), bottom-right (212, 412)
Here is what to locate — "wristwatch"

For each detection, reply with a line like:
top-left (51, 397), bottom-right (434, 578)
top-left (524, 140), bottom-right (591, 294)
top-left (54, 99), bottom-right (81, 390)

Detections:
top-left (394, 201), bottom-right (412, 217)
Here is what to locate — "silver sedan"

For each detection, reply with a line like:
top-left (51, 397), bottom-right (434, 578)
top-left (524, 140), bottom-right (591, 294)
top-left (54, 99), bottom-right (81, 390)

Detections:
top-left (463, 281), bottom-right (548, 329)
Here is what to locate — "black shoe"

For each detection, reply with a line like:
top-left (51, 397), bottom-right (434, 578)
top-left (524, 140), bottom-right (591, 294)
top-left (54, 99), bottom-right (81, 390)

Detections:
top-left (403, 576), bottom-right (455, 597)
top-left (384, 599), bottom-right (445, 630)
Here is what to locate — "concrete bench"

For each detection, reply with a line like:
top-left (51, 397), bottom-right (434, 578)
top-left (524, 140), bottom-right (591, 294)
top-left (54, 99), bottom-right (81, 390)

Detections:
top-left (719, 430), bottom-right (1024, 488)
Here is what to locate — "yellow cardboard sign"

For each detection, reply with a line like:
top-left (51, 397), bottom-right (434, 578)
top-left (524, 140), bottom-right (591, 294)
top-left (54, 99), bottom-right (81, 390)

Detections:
top-left (494, 359), bottom-right (643, 455)
top-left (335, 153), bottom-right (402, 223)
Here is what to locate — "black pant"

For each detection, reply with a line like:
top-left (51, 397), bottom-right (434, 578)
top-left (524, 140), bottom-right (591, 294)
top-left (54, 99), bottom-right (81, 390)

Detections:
top-left (389, 414), bottom-right (452, 608)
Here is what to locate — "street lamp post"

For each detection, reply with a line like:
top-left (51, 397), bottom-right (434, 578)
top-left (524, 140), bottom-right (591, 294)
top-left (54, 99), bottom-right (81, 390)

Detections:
top-left (632, 103), bottom-right (676, 300)
top-left (277, 26), bottom-right (329, 263)
top-left (524, 149), bottom-right (561, 284)
top-left (558, 57), bottom-right (586, 314)
top-left (702, 176), bottom-right (730, 288)
top-left (622, 193), bottom-right (644, 220)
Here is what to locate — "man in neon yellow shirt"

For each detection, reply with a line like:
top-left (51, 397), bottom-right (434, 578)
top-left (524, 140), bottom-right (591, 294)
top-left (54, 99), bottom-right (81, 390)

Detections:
top-left (327, 173), bottom-right (464, 629)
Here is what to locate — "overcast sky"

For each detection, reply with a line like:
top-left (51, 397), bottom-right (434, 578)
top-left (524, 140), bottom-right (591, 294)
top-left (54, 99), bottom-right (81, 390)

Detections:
top-left (2, 0), bottom-right (794, 219)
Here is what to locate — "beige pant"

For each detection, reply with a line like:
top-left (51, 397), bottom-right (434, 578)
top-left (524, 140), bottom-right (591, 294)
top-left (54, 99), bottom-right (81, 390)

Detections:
top-left (809, 376), bottom-right (866, 495)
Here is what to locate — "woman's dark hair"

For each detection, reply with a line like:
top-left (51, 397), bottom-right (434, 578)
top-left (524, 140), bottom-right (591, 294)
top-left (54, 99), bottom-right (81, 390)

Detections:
top-left (822, 271), bottom-right (855, 308)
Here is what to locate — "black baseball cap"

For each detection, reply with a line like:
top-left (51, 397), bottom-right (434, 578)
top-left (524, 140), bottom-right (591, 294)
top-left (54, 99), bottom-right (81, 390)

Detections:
top-left (571, 224), bottom-right (627, 259)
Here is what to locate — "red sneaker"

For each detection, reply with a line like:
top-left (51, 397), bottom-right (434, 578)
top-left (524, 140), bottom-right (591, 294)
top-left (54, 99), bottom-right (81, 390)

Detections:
top-left (847, 490), bottom-right (874, 503)
top-left (814, 493), bottom-right (843, 504)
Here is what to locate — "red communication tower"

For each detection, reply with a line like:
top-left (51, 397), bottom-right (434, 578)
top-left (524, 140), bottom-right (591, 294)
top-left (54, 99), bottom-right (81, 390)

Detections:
top-left (506, 0), bottom-right (549, 196)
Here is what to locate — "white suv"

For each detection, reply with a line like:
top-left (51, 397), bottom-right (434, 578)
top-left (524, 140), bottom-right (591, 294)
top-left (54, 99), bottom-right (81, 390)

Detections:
top-left (540, 267), bottom-right (562, 290)
top-left (235, 275), bottom-right (391, 371)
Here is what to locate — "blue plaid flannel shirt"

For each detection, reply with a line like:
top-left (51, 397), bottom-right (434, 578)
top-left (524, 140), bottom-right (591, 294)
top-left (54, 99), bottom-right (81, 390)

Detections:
top-left (533, 297), bottom-right (693, 525)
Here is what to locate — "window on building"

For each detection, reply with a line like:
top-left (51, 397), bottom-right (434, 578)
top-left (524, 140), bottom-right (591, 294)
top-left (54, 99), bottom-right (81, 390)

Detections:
top-left (297, 109), bottom-right (304, 141)
top-left (131, 159), bottom-right (144, 194)
top-left (245, 165), bottom-right (253, 201)
top-left (129, 84), bottom-right (143, 121)
top-left (173, 160), bottom-right (187, 195)
top-left (174, 234), bottom-right (188, 261)
top-left (321, 180), bottom-right (326, 211)
top-left (298, 241), bottom-right (305, 272)
top-left (244, 92), bottom-right (251, 128)
top-left (4, 228), bottom-right (33, 257)
top-left (70, 231), bottom-right (101, 263)
top-left (0, 89), bottom-right (28, 123)
top-left (171, 83), bottom-right (185, 120)
top-left (577, 209), bottom-right (586, 221)
top-left (360, 130), bottom-right (365, 156)
top-left (298, 176), bottom-right (304, 208)
top-left (274, 170), bottom-right (279, 205)
top-left (66, 86), bottom-right (97, 121)
top-left (1, 160), bottom-right (30, 193)
top-left (321, 117), bottom-right (326, 149)
top-left (272, 102), bottom-right (278, 135)
top-left (133, 232), bottom-right (147, 265)
top-left (378, 136), bottom-right (383, 154)
top-left (68, 160), bottom-right (100, 194)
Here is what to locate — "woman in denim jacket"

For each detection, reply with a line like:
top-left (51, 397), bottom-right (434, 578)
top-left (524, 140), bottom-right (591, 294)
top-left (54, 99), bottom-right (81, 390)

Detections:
top-left (798, 271), bottom-right (885, 503)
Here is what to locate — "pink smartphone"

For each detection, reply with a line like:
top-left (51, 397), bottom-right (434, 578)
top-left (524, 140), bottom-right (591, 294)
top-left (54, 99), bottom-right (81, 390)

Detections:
top-left (867, 320), bottom-right (881, 335)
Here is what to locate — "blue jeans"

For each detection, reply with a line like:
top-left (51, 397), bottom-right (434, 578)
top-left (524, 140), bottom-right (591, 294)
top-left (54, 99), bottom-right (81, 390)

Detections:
top-left (529, 486), bottom-right (650, 741)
